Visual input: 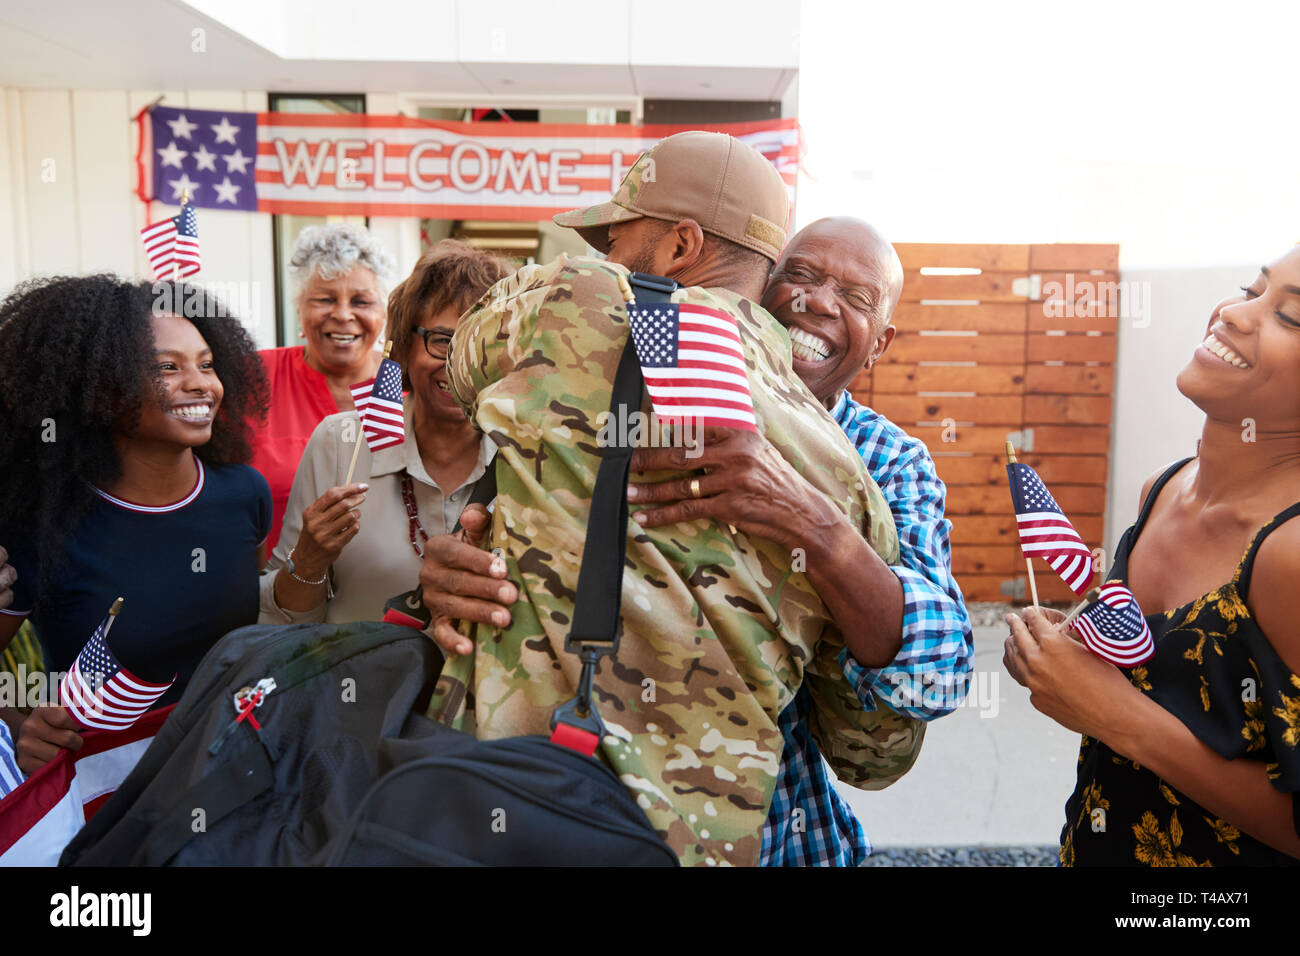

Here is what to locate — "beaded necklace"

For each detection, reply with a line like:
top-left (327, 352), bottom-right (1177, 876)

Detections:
top-left (399, 472), bottom-right (429, 558)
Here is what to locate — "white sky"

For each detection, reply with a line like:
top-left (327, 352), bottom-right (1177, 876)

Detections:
top-left (795, 0), bottom-right (1300, 268)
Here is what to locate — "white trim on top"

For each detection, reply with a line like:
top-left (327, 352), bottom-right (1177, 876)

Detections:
top-left (94, 459), bottom-right (206, 514)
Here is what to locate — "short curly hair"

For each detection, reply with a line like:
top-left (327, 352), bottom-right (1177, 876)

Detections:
top-left (386, 240), bottom-right (515, 386)
top-left (289, 223), bottom-right (397, 297)
top-left (0, 274), bottom-right (269, 593)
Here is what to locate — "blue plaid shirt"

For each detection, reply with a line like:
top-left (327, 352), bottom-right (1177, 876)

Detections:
top-left (760, 390), bottom-right (974, 866)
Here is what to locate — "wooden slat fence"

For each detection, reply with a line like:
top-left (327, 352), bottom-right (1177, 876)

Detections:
top-left (853, 243), bottom-right (1120, 602)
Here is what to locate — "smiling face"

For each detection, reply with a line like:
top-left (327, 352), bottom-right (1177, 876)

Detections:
top-left (760, 218), bottom-right (903, 407)
top-left (129, 312), bottom-right (224, 447)
top-left (1176, 245), bottom-right (1300, 427)
top-left (297, 265), bottom-right (385, 376)
top-left (407, 302), bottom-right (467, 425)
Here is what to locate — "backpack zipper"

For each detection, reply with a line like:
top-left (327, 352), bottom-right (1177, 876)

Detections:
top-left (208, 677), bottom-right (277, 755)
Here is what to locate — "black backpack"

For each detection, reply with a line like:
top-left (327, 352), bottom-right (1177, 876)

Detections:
top-left (60, 619), bottom-right (672, 866)
top-left (60, 619), bottom-right (439, 865)
top-left (322, 724), bottom-right (675, 866)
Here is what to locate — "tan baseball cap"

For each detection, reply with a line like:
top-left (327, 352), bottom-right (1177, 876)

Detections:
top-left (553, 130), bottom-right (790, 263)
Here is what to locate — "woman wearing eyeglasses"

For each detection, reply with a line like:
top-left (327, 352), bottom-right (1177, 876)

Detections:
top-left (260, 240), bottom-right (514, 625)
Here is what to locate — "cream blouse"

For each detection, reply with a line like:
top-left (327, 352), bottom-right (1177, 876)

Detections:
top-left (259, 398), bottom-right (496, 625)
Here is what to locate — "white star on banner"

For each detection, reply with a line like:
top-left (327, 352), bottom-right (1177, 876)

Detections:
top-left (166, 113), bottom-right (198, 139)
top-left (192, 144), bottom-right (217, 172)
top-left (213, 176), bottom-right (241, 204)
top-left (211, 116), bottom-right (240, 145)
top-left (156, 140), bottom-right (188, 169)
top-left (168, 173), bottom-right (200, 199)
top-left (223, 148), bottom-right (252, 174)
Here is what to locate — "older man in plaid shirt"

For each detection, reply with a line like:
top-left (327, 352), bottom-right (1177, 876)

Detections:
top-left (631, 217), bottom-right (973, 865)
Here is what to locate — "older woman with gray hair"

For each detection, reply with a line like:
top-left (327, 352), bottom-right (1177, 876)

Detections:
top-left (249, 223), bottom-right (396, 549)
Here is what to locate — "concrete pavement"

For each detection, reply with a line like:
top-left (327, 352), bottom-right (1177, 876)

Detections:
top-left (833, 617), bottom-right (1082, 852)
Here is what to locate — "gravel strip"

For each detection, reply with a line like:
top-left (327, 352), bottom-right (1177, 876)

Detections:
top-left (861, 845), bottom-right (1059, 867)
top-left (966, 602), bottom-right (1070, 627)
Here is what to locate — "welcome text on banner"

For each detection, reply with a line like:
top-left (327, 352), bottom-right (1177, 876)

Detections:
top-left (143, 107), bottom-right (798, 221)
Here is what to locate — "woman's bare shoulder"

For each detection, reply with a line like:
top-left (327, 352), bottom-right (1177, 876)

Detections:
top-left (1137, 458), bottom-right (1190, 513)
top-left (1249, 514), bottom-right (1300, 675)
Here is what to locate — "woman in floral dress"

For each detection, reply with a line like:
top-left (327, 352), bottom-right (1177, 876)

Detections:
top-left (1004, 243), bottom-right (1300, 866)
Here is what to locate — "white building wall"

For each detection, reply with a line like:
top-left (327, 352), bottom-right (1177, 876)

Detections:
top-left (0, 89), bottom-right (27, 289)
top-left (1103, 266), bottom-right (1252, 558)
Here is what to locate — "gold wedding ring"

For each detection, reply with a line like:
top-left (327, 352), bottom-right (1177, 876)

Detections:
top-left (689, 478), bottom-right (702, 499)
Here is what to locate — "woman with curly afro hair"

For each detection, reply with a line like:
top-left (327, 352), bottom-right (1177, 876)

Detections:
top-left (0, 274), bottom-right (271, 775)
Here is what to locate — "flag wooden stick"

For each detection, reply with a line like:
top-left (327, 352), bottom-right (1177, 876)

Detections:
top-left (343, 429), bottom-right (364, 485)
top-left (171, 188), bottom-right (189, 283)
top-left (343, 340), bottom-right (392, 485)
top-left (1062, 587), bottom-right (1101, 627)
top-left (1006, 441), bottom-right (1040, 608)
top-left (103, 596), bottom-right (125, 639)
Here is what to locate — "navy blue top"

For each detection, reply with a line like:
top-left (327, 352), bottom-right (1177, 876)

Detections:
top-left (2, 460), bottom-right (270, 707)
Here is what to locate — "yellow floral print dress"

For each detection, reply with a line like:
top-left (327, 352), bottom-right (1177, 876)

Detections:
top-left (1061, 458), bottom-right (1300, 867)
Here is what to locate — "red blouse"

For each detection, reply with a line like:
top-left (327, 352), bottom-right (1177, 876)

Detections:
top-left (249, 347), bottom-right (340, 551)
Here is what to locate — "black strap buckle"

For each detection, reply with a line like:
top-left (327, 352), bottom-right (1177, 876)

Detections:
top-left (561, 637), bottom-right (614, 704)
top-left (548, 271), bottom-right (676, 755)
top-left (627, 271), bottom-right (678, 298)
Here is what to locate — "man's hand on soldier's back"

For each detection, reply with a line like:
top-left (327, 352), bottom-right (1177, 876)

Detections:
top-left (418, 503), bottom-right (517, 657)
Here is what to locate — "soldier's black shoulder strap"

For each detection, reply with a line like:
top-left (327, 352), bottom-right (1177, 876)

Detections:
top-left (566, 272), bottom-right (677, 653)
top-left (548, 272), bottom-right (677, 752)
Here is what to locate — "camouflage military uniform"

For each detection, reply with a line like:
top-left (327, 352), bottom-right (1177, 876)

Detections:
top-left (429, 255), bottom-right (912, 866)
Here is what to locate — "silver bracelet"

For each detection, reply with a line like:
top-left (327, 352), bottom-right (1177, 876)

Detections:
top-left (285, 546), bottom-right (328, 586)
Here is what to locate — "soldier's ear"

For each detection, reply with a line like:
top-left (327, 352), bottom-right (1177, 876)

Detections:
top-left (667, 219), bottom-right (706, 272)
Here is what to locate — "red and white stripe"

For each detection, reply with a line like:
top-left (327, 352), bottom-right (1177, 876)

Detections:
top-left (249, 113), bottom-right (798, 220)
top-left (360, 399), bottom-right (404, 450)
top-left (349, 378), bottom-right (404, 451)
top-left (0, 705), bottom-right (172, 866)
top-left (94, 459), bottom-right (205, 513)
top-left (60, 660), bottom-right (172, 731)
top-left (140, 219), bottom-right (199, 280)
top-left (641, 304), bottom-right (756, 430)
top-left (1014, 512), bottom-right (1094, 592)
top-left (349, 378), bottom-right (374, 420)
top-left (1071, 583), bottom-right (1155, 666)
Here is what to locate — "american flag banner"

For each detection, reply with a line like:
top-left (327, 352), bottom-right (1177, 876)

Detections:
top-left (627, 301), bottom-right (757, 432)
top-left (142, 104), bottom-right (797, 220)
top-left (350, 357), bottom-right (405, 452)
top-left (139, 200), bottom-right (200, 280)
top-left (1071, 582), bottom-right (1156, 667)
top-left (58, 609), bottom-right (174, 731)
top-left (1006, 462), bottom-right (1094, 594)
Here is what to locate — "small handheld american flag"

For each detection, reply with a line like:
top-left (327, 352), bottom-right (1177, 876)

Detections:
top-left (58, 599), bottom-right (174, 731)
top-left (1071, 582), bottom-right (1155, 667)
top-left (627, 300), bottom-right (757, 432)
top-left (140, 199), bottom-right (201, 281)
top-left (349, 356), bottom-right (405, 452)
top-left (1007, 461), bottom-right (1094, 594)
